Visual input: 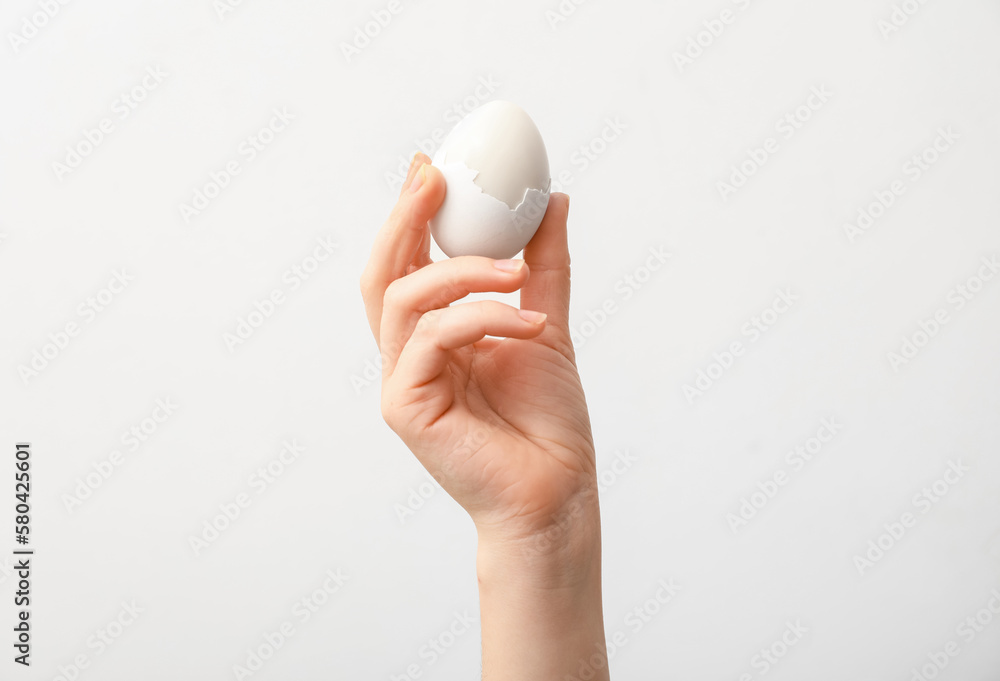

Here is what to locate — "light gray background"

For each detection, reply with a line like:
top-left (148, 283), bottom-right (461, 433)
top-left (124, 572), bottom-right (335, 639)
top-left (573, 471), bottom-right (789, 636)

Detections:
top-left (2, 0), bottom-right (999, 679)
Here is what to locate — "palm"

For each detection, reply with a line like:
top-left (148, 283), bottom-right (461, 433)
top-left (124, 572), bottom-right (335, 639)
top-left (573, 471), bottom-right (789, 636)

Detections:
top-left (410, 333), bottom-right (595, 537)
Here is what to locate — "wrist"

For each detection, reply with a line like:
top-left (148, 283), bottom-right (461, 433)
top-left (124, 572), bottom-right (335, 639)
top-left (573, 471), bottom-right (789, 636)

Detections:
top-left (475, 484), bottom-right (602, 592)
top-left (475, 488), bottom-right (609, 681)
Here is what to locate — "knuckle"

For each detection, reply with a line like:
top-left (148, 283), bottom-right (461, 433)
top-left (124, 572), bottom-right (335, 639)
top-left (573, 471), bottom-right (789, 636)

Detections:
top-left (415, 308), bottom-right (443, 336)
top-left (483, 299), bottom-right (505, 317)
top-left (441, 270), bottom-right (466, 303)
top-left (382, 278), bottom-right (407, 309)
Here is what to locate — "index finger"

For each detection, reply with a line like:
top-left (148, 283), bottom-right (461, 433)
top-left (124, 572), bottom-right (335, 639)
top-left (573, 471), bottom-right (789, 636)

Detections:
top-left (360, 154), bottom-right (446, 344)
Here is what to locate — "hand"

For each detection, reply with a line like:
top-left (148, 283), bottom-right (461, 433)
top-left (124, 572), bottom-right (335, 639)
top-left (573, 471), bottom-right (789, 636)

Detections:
top-left (363, 153), bottom-right (610, 680)
top-left (360, 153), bottom-right (599, 551)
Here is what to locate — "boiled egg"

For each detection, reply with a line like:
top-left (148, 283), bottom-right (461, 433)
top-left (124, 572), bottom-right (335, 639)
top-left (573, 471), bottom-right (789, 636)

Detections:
top-left (429, 100), bottom-right (551, 259)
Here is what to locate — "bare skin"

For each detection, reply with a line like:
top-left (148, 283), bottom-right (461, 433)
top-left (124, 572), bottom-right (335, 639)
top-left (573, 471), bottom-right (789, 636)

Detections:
top-left (361, 153), bottom-right (610, 680)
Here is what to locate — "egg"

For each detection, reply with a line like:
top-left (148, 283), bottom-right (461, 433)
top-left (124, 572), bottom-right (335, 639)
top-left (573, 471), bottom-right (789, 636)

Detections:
top-left (429, 100), bottom-right (551, 259)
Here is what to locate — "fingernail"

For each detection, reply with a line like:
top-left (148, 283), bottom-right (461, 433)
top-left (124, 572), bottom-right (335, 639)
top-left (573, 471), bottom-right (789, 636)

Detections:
top-left (494, 259), bottom-right (524, 273)
top-left (409, 164), bottom-right (426, 193)
top-left (518, 309), bottom-right (547, 324)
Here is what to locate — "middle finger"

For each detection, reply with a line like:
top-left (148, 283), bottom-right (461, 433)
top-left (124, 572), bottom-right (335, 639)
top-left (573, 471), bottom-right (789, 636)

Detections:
top-left (379, 256), bottom-right (531, 375)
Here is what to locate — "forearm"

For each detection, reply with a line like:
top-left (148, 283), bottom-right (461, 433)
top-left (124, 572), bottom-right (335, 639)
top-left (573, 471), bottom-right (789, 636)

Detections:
top-left (476, 496), bottom-right (610, 680)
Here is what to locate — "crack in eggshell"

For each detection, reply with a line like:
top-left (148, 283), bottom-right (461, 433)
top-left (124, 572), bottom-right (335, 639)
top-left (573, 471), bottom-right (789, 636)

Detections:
top-left (436, 102), bottom-right (550, 210)
top-left (429, 160), bottom-right (551, 260)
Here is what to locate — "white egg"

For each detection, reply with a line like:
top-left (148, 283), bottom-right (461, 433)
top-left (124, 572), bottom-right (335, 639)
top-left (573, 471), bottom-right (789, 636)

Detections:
top-left (430, 100), bottom-right (551, 259)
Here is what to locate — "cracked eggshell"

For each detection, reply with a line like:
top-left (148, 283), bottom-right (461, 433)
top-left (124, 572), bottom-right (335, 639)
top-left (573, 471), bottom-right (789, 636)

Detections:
top-left (429, 100), bottom-right (551, 259)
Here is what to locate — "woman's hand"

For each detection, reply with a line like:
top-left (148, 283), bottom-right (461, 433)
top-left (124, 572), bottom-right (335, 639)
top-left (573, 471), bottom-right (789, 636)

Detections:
top-left (362, 153), bottom-right (610, 680)
top-left (360, 153), bottom-right (599, 553)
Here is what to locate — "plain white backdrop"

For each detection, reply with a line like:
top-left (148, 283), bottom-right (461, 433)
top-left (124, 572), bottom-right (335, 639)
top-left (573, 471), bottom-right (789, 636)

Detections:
top-left (2, 0), bottom-right (999, 679)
